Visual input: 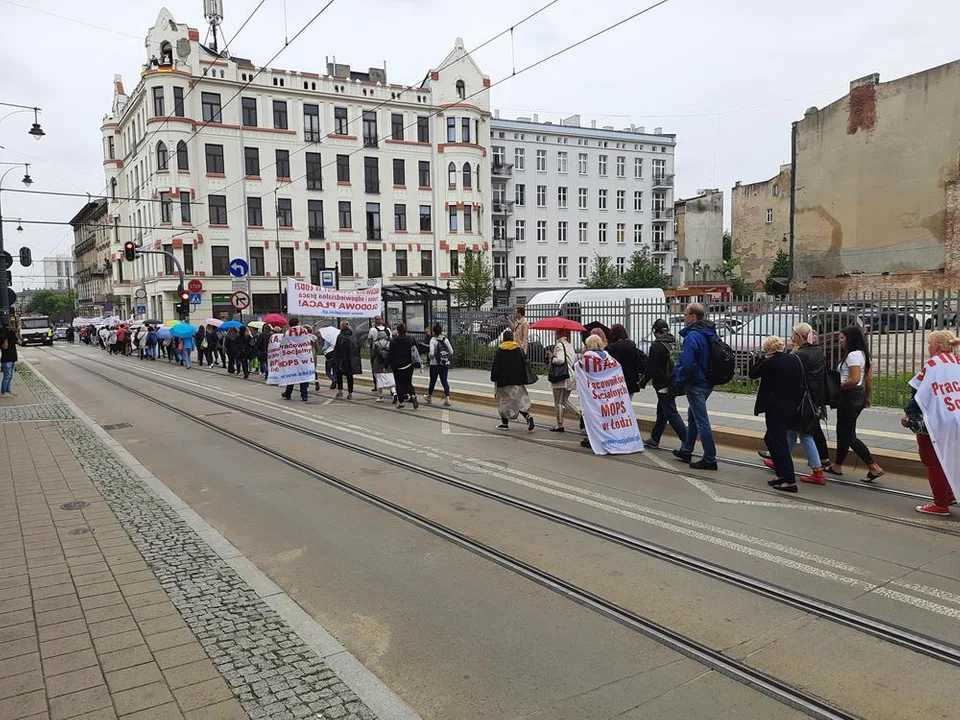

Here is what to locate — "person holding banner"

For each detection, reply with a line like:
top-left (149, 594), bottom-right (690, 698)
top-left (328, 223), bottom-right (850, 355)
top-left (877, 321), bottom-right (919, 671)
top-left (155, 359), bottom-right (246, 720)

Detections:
top-left (903, 330), bottom-right (960, 515)
top-left (491, 329), bottom-right (536, 431)
top-left (273, 318), bottom-right (315, 402)
top-left (333, 321), bottom-right (362, 400)
top-left (576, 334), bottom-right (644, 454)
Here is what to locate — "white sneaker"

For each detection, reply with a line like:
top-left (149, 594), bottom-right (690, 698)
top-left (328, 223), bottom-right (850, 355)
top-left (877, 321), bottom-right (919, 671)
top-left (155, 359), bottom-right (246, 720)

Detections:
top-left (376, 397), bottom-right (383, 403)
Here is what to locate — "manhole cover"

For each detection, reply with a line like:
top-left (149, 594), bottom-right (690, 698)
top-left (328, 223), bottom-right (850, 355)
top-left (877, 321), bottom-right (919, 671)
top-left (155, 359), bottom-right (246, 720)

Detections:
top-left (60, 501), bottom-right (90, 511)
top-left (68, 528), bottom-right (91, 535)
top-left (101, 422), bottom-right (133, 431)
top-left (452, 459), bottom-right (506, 475)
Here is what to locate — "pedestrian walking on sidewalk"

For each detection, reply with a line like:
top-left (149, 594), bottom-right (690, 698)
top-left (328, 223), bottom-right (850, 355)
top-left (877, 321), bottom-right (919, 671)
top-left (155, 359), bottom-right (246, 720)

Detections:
top-left (369, 318), bottom-right (393, 400)
top-left (749, 335), bottom-right (804, 492)
top-left (368, 316), bottom-right (389, 394)
top-left (491, 329), bottom-right (535, 431)
top-left (426, 323), bottom-right (453, 406)
top-left (334, 321), bottom-right (361, 399)
top-left (224, 328), bottom-right (240, 374)
top-left (180, 333), bottom-right (195, 369)
top-left (607, 324), bottom-right (643, 398)
top-left (546, 329), bottom-right (578, 431)
top-left (257, 323), bottom-right (272, 379)
top-left (237, 326), bottom-right (255, 379)
top-left (641, 319), bottom-right (687, 448)
top-left (904, 330), bottom-right (960, 516)
top-left (1, 324), bottom-right (18, 396)
top-left (672, 303), bottom-right (719, 470)
top-left (790, 323), bottom-right (830, 485)
top-left (511, 305), bottom-right (530, 354)
top-left (388, 323), bottom-right (419, 409)
top-left (830, 326), bottom-right (885, 482)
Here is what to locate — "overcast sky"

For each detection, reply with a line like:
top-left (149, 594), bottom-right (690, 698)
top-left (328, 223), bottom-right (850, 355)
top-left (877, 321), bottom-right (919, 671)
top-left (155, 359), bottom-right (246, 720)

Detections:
top-left (2, 0), bottom-right (959, 290)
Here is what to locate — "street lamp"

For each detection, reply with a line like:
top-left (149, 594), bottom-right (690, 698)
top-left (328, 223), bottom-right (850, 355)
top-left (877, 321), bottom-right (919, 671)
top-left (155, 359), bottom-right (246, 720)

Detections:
top-left (0, 102), bottom-right (44, 140)
top-left (0, 162), bottom-right (35, 327)
top-left (29, 109), bottom-right (45, 140)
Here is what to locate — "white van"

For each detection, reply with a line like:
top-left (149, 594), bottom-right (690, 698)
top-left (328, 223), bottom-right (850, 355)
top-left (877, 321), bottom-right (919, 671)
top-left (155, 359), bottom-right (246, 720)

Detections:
top-left (525, 288), bottom-right (669, 340)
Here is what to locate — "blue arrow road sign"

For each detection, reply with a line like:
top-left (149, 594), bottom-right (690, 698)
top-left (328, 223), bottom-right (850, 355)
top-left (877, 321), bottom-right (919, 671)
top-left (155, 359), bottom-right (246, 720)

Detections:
top-left (189, 292), bottom-right (202, 305)
top-left (229, 258), bottom-right (249, 277)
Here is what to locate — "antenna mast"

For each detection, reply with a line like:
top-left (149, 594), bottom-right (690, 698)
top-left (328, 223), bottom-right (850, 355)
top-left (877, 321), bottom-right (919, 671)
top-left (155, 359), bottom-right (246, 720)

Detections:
top-left (203, 0), bottom-right (224, 54)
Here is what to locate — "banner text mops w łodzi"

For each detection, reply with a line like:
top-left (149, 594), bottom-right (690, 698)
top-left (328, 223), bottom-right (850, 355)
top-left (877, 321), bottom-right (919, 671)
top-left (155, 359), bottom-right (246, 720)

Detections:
top-left (287, 278), bottom-right (382, 318)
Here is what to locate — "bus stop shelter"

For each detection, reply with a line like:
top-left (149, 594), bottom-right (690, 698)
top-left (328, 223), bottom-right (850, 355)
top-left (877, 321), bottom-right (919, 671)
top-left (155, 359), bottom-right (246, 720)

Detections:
top-left (381, 283), bottom-right (452, 337)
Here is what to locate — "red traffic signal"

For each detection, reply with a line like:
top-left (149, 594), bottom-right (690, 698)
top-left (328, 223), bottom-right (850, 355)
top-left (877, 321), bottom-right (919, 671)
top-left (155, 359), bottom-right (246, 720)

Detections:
top-left (179, 290), bottom-right (190, 303)
top-left (123, 241), bottom-right (136, 262)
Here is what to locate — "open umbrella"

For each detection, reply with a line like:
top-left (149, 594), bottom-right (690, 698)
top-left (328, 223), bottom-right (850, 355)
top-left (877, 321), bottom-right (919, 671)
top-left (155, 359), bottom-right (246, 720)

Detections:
top-left (262, 313), bottom-right (288, 327)
top-left (163, 319), bottom-right (182, 328)
top-left (247, 321), bottom-right (265, 330)
top-left (143, 319), bottom-right (161, 326)
top-left (581, 321), bottom-right (611, 344)
top-left (219, 320), bottom-right (243, 331)
top-left (203, 318), bottom-right (223, 327)
top-left (530, 317), bottom-right (587, 332)
top-left (317, 326), bottom-right (340, 346)
top-left (156, 327), bottom-right (172, 340)
top-left (169, 323), bottom-right (199, 339)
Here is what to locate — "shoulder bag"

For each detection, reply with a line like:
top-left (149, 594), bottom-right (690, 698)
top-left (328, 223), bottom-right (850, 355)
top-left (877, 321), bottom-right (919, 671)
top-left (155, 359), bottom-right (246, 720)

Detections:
top-left (794, 355), bottom-right (819, 433)
top-left (825, 368), bottom-right (842, 408)
top-left (547, 343), bottom-right (570, 383)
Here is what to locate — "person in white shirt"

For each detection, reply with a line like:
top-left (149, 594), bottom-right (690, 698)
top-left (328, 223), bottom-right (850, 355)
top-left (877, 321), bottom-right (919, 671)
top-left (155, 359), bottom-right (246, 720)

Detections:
top-left (828, 326), bottom-right (884, 482)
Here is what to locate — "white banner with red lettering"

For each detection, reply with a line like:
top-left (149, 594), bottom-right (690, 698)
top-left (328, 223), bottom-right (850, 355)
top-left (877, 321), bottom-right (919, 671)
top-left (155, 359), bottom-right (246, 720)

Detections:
top-left (266, 326), bottom-right (316, 386)
top-left (287, 278), bottom-right (382, 318)
top-left (909, 352), bottom-right (960, 498)
top-left (576, 349), bottom-right (645, 455)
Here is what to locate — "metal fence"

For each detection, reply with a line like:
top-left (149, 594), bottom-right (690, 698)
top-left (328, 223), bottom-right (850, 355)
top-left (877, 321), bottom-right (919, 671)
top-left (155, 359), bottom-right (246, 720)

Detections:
top-left (445, 290), bottom-right (960, 409)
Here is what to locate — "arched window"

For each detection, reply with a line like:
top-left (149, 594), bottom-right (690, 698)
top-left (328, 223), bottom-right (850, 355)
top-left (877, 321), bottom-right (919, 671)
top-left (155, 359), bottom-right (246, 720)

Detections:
top-left (176, 141), bottom-right (188, 171)
top-left (110, 178), bottom-right (117, 201)
top-left (456, 80), bottom-right (465, 100)
top-left (462, 162), bottom-right (472, 189)
top-left (156, 142), bottom-right (168, 170)
top-left (448, 162), bottom-right (457, 188)
top-left (159, 41), bottom-right (173, 68)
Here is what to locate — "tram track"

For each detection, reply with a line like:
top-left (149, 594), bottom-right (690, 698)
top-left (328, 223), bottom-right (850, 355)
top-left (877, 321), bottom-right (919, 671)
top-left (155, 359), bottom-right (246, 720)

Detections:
top-left (49, 350), bottom-right (960, 679)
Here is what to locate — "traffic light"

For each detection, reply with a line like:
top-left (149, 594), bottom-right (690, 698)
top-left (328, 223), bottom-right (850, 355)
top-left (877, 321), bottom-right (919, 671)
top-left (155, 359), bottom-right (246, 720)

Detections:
top-left (18, 246), bottom-right (32, 267)
top-left (178, 290), bottom-right (191, 319)
top-left (123, 242), bottom-right (136, 262)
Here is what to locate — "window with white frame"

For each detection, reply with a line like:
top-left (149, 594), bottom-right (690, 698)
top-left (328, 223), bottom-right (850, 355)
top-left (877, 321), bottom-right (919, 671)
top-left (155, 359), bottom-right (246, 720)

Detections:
top-left (766, 208), bottom-right (773, 223)
top-left (578, 222), bottom-right (587, 243)
top-left (652, 158), bottom-right (666, 180)
top-left (536, 149), bottom-right (546, 172)
top-left (578, 187), bottom-right (587, 209)
top-left (492, 146), bottom-right (505, 165)
top-left (616, 156), bottom-right (625, 177)
top-left (516, 255), bottom-right (526, 279)
top-left (515, 184), bottom-right (525, 206)
top-left (536, 185), bottom-right (547, 208)
top-left (598, 189), bottom-right (608, 210)
top-left (578, 256), bottom-right (588, 280)
top-left (557, 186), bottom-right (568, 208)
top-left (634, 224), bottom-right (643, 243)
top-left (558, 151), bottom-right (568, 173)
top-left (515, 147), bottom-right (525, 170)
top-left (634, 157), bottom-right (643, 179)
top-left (578, 153), bottom-right (588, 175)
top-left (616, 190), bottom-right (625, 211)
top-left (616, 223), bottom-right (625, 243)
top-left (515, 219), bottom-right (526, 242)
top-left (653, 224), bottom-right (665, 243)
top-left (558, 221), bottom-right (568, 243)
top-left (598, 222), bottom-right (608, 243)
top-left (634, 191), bottom-right (643, 212)
top-left (537, 220), bottom-right (547, 242)
top-left (558, 256), bottom-right (568, 279)
top-left (493, 254), bottom-right (507, 279)
top-left (616, 256), bottom-right (625, 273)
top-left (537, 256), bottom-right (547, 279)
top-left (598, 155), bottom-right (607, 176)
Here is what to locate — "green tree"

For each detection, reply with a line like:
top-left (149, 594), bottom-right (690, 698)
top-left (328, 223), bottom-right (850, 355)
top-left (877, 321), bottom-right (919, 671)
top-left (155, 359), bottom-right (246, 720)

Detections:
top-left (454, 251), bottom-right (493, 309)
top-left (620, 249), bottom-right (670, 289)
top-left (764, 249), bottom-right (791, 297)
top-left (26, 289), bottom-right (75, 320)
top-left (582, 255), bottom-right (620, 289)
top-left (722, 230), bottom-right (732, 261)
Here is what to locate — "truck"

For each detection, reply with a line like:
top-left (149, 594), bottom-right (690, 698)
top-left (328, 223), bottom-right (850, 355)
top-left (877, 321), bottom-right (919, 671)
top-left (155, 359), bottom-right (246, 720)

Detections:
top-left (19, 315), bottom-right (53, 346)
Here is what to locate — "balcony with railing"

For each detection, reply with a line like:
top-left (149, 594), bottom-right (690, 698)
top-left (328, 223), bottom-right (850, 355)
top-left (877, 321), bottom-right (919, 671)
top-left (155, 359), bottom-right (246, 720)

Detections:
top-left (309, 226), bottom-right (325, 240)
top-left (652, 174), bottom-right (675, 188)
top-left (652, 241), bottom-right (674, 253)
top-left (492, 201), bottom-right (515, 215)
top-left (366, 228), bottom-right (382, 241)
top-left (363, 134), bottom-right (379, 148)
top-left (492, 237), bottom-right (515, 251)
top-left (491, 163), bottom-right (514, 177)
top-left (652, 208), bottom-right (674, 221)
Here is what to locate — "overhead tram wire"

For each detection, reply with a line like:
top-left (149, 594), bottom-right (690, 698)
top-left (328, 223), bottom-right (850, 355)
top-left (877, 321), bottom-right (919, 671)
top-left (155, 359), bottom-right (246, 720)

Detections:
top-left (8, 219), bottom-right (198, 233)
top-left (184, 0), bottom-right (564, 211)
top-left (194, 0), bottom-right (677, 228)
top-left (2, 187), bottom-right (201, 206)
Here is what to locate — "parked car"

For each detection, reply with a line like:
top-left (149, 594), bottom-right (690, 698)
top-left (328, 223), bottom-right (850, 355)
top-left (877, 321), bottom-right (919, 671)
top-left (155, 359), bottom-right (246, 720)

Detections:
top-left (861, 307), bottom-right (920, 334)
top-left (53, 325), bottom-right (69, 341)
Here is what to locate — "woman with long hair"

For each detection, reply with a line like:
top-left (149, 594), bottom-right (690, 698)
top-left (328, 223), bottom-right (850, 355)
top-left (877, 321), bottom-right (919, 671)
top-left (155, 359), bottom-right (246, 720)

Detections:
top-left (545, 329), bottom-right (579, 432)
top-left (829, 326), bottom-right (884, 481)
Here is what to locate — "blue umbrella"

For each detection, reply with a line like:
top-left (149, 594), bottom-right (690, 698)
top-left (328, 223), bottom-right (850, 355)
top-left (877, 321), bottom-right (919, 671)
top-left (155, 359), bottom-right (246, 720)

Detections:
top-left (219, 320), bottom-right (244, 331)
top-left (156, 327), bottom-right (172, 340)
top-left (169, 323), bottom-right (200, 339)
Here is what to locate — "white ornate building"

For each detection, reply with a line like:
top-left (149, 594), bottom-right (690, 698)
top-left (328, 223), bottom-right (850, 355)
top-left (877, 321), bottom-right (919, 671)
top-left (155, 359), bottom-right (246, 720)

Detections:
top-left (99, 7), bottom-right (491, 320)
top-left (489, 114), bottom-right (676, 305)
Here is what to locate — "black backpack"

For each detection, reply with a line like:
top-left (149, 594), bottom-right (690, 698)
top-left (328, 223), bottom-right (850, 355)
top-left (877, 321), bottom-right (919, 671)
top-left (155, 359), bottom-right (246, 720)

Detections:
top-left (704, 336), bottom-right (735, 386)
top-left (435, 336), bottom-right (452, 366)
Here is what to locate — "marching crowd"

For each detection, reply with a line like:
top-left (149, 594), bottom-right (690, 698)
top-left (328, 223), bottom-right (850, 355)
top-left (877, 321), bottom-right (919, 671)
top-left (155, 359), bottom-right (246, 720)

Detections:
top-left (27, 300), bottom-right (959, 517)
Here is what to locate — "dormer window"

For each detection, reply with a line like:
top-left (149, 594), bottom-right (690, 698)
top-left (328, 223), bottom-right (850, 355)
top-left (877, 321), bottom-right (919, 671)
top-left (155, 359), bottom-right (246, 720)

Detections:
top-left (456, 80), bottom-right (465, 100)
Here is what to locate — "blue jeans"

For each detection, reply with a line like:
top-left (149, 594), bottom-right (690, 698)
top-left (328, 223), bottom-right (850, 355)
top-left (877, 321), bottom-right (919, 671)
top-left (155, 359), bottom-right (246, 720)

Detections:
top-left (650, 390), bottom-right (687, 444)
top-left (679, 385), bottom-right (716, 463)
top-left (1, 361), bottom-right (14, 393)
top-left (786, 430), bottom-right (821, 470)
top-left (182, 349), bottom-right (192, 368)
top-left (428, 365), bottom-right (450, 397)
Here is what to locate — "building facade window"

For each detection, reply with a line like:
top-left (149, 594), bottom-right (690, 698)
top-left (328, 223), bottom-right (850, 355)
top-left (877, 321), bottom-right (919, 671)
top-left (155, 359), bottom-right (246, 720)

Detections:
top-left (537, 256), bottom-right (547, 279)
top-left (208, 195), bottom-right (227, 225)
top-left (450, 250), bottom-right (460, 275)
top-left (634, 191), bottom-right (643, 212)
top-left (616, 256), bottom-right (625, 273)
top-left (394, 204), bottom-right (407, 231)
top-left (396, 249), bottom-right (408, 277)
top-left (156, 142), bottom-right (168, 170)
top-left (277, 198), bottom-right (293, 228)
top-left (558, 256), bottom-right (568, 279)
top-left (766, 208), bottom-right (774, 223)
top-left (244, 147), bottom-right (260, 176)
top-left (557, 186), bottom-right (567, 208)
top-left (250, 247), bottom-right (265, 276)
top-left (558, 221), bottom-right (568, 243)
top-left (159, 192), bottom-right (171, 223)
top-left (598, 222), bottom-right (607, 243)
top-left (276, 150), bottom-right (291, 178)
top-left (616, 156), bottom-right (625, 177)
top-left (616, 189), bottom-right (625, 211)
top-left (366, 203), bottom-right (381, 240)
top-left (578, 256), bottom-right (588, 279)
top-left (417, 116), bottom-right (429, 142)
top-left (536, 220), bottom-right (547, 243)
top-left (448, 162), bottom-right (457, 188)
top-left (340, 249), bottom-right (354, 276)
top-left (182, 244), bottom-right (194, 274)
top-left (578, 153), bottom-right (587, 175)
top-left (364, 157), bottom-right (380, 193)
top-left (578, 222), bottom-right (587, 243)
top-left (536, 149), bottom-right (546, 171)
top-left (515, 219), bottom-right (526, 242)
top-left (558, 151), bottom-right (568, 173)
top-left (419, 205), bottom-right (432, 231)
top-left (273, 100), bottom-right (288, 129)
top-left (337, 154), bottom-right (350, 183)
top-left (247, 197), bottom-right (262, 227)
top-left (578, 187), bottom-right (588, 209)
top-left (446, 117), bottom-right (456, 143)
top-left (173, 87), bottom-right (185, 117)
top-left (309, 248), bottom-right (326, 284)
top-left (515, 147), bottom-right (525, 170)
top-left (306, 152), bottom-right (322, 190)
top-left (536, 185), bottom-right (546, 208)
top-left (391, 113), bottom-right (404, 141)
top-left (515, 255), bottom-right (526, 280)
top-left (303, 104), bottom-right (320, 141)
top-left (463, 163), bottom-right (472, 189)
top-left (204, 144), bottom-right (225, 174)
top-left (362, 111), bottom-right (378, 146)
top-left (180, 192), bottom-right (191, 223)
top-left (242, 97), bottom-right (257, 127)
top-left (393, 158), bottom-right (405, 186)
top-left (211, 246), bottom-right (230, 275)
top-left (456, 80), bottom-right (465, 99)
top-left (598, 189), bottom-right (608, 210)
top-left (449, 206), bottom-right (458, 232)
top-left (367, 249), bottom-right (382, 279)
top-left (463, 206), bottom-right (472, 232)
top-left (338, 201), bottom-right (352, 229)
top-left (308, 200), bottom-right (324, 238)
top-left (598, 155), bottom-right (607, 176)
top-left (280, 247), bottom-right (295, 275)
top-left (616, 223), bottom-right (626, 243)
top-left (152, 87), bottom-right (164, 117)
top-left (201, 92), bottom-right (221, 122)
top-left (515, 184), bottom-right (525, 206)
top-left (421, 249), bottom-right (433, 276)
top-left (634, 224), bottom-right (642, 243)
top-left (176, 141), bottom-right (188, 171)
top-left (418, 161), bottom-right (430, 187)
top-left (634, 157), bottom-right (643, 178)
top-left (461, 117), bottom-right (471, 143)
top-left (334, 106), bottom-right (348, 135)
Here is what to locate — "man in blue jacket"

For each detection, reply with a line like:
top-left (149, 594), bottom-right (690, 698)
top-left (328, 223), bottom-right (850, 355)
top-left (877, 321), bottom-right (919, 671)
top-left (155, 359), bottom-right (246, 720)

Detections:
top-left (672, 303), bottom-right (718, 470)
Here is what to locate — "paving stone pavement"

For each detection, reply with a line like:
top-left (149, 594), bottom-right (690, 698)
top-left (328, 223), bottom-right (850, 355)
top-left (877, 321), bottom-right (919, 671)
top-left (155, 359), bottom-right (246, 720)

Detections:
top-left (0, 363), bottom-right (378, 720)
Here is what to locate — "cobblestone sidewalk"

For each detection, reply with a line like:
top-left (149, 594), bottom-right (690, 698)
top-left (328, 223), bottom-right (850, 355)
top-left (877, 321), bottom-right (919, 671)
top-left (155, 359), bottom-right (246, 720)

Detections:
top-left (1, 363), bottom-right (379, 720)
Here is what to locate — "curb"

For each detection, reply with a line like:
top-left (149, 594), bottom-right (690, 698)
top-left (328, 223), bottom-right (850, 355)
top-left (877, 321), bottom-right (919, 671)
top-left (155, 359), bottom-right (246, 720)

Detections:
top-left (351, 375), bottom-right (925, 478)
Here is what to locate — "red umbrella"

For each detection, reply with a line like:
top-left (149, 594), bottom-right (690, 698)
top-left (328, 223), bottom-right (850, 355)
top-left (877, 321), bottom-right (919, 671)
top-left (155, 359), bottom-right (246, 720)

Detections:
top-left (530, 317), bottom-right (587, 332)
top-left (261, 313), bottom-right (289, 326)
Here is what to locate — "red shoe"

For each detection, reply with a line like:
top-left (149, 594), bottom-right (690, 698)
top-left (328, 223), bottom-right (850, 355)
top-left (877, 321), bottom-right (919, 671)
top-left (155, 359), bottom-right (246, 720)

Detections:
top-left (800, 470), bottom-right (826, 485)
top-left (916, 504), bottom-right (951, 516)
top-left (762, 458), bottom-right (775, 471)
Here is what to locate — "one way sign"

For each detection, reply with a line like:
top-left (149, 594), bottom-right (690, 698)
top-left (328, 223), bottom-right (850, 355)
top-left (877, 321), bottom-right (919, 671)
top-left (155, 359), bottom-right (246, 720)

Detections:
top-left (229, 258), bottom-right (249, 277)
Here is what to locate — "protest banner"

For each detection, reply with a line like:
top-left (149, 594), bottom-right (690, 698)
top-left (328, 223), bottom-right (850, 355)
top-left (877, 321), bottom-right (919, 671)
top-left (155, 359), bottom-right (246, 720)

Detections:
top-left (909, 352), bottom-right (960, 497)
top-left (287, 278), bottom-right (382, 318)
top-left (266, 325), bottom-right (316, 386)
top-left (575, 350), bottom-right (645, 455)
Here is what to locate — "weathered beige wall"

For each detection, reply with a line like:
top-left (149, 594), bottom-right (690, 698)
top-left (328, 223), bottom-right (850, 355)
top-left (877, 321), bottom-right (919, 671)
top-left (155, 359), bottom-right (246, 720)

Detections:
top-left (794, 62), bottom-right (960, 283)
top-left (731, 166), bottom-right (791, 282)
top-left (679, 191), bottom-right (724, 268)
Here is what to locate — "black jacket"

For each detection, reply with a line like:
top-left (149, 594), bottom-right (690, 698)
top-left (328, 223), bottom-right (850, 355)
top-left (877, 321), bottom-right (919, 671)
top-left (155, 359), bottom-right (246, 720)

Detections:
top-left (641, 334), bottom-right (676, 391)
top-left (334, 329), bottom-right (362, 375)
top-left (388, 334), bottom-right (417, 371)
top-left (607, 339), bottom-right (641, 395)
top-left (794, 343), bottom-right (826, 407)
top-left (749, 352), bottom-right (804, 423)
top-left (490, 343), bottom-right (530, 387)
top-left (255, 330), bottom-right (271, 359)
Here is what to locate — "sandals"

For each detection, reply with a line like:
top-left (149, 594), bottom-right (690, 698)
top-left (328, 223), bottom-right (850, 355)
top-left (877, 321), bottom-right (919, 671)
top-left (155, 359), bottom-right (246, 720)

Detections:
top-left (862, 471), bottom-right (885, 484)
top-left (824, 465), bottom-right (844, 477)
top-left (549, 426), bottom-right (565, 433)
top-left (767, 478), bottom-right (799, 493)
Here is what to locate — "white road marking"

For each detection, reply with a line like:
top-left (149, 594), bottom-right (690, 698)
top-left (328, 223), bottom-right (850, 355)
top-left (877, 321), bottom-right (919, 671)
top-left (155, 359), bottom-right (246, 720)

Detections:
top-left (440, 409), bottom-right (486, 437)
